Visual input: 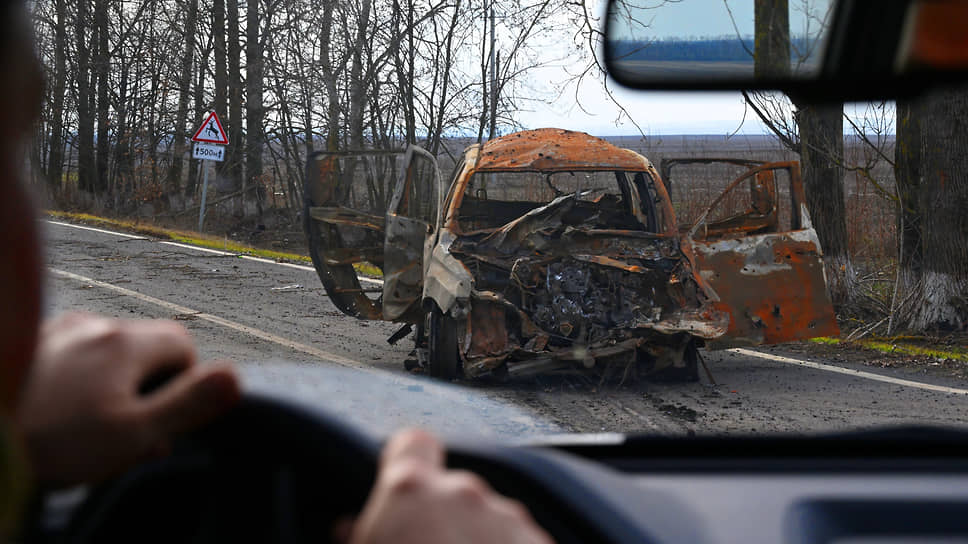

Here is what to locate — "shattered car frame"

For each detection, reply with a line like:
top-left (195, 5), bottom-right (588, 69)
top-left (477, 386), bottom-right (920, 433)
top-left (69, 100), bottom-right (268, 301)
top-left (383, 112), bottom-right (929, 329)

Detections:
top-left (304, 129), bottom-right (839, 380)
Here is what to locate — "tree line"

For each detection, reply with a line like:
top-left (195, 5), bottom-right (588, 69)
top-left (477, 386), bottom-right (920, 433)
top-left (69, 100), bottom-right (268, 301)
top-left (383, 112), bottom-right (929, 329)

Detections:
top-left (610, 36), bottom-right (819, 63)
top-left (28, 0), bottom-right (572, 217)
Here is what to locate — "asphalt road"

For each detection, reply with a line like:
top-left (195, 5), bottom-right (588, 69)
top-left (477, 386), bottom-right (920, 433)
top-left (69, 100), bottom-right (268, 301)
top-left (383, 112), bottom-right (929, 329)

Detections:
top-left (43, 219), bottom-right (968, 440)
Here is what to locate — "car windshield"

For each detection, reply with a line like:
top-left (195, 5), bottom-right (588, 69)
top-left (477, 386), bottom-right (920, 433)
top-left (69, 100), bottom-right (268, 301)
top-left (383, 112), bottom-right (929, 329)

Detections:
top-left (456, 170), bottom-right (654, 232)
top-left (31, 0), bottom-right (968, 442)
top-left (466, 171), bottom-right (624, 204)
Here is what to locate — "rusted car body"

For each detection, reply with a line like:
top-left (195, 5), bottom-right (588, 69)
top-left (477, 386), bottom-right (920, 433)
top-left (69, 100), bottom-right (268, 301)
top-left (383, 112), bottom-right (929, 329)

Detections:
top-left (303, 129), bottom-right (839, 380)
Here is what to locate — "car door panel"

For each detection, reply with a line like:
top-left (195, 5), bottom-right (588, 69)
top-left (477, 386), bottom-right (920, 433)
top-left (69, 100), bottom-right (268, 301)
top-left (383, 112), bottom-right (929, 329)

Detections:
top-left (680, 161), bottom-right (840, 347)
top-left (690, 224), bottom-right (840, 347)
top-left (304, 152), bottom-right (398, 320)
top-left (382, 146), bottom-right (441, 322)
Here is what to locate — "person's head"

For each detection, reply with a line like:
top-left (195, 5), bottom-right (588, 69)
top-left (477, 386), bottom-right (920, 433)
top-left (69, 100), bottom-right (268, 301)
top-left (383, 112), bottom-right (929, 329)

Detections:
top-left (0, 0), bottom-right (44, 413)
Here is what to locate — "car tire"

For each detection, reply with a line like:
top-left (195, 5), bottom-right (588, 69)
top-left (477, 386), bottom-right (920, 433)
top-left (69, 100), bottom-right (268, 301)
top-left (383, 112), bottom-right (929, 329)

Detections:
top-left (429, 305), bottom-right (462, 380)
top-left (650, 340), bottom-right (700, 383)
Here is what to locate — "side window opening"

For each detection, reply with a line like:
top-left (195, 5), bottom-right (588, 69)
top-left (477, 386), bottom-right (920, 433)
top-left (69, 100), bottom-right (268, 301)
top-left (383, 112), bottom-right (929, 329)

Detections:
top-left (660, 159), bottom-right (797, 239)
top-left (440, 160), bottom-right (465, 224)
top-left (631, 171), bottom-right (661, 233)
top-left (397, 152), bottom-right (439, 227)
top-left (690, 165), bottom-right (796, 241)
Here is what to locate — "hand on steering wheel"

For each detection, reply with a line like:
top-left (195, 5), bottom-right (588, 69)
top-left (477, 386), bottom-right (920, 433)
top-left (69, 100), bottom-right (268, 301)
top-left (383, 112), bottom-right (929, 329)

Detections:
top-left (343, 429), bottom-right (553, 544)
top-left (16, 313), bottom-right (241, 487)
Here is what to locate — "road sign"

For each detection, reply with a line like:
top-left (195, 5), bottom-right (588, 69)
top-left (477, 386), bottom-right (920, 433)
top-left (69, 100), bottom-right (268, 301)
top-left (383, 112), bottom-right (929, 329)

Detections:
top-left (193, 142), bottom-right (225, 162)
top-left (191, 111), bottom-right (229, 145)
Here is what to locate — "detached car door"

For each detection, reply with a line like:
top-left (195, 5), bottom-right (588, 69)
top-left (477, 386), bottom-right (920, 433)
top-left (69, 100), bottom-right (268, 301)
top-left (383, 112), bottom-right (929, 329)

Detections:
top-left (678, 161), bottom-right (840, 347)
top-left (304, 147), bottom-right (440, 323)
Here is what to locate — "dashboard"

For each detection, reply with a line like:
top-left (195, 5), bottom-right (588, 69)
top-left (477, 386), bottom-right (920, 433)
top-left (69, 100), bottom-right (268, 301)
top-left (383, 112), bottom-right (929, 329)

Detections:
top-left (453, 428), bottom-right (968, 544)
top-left (32, 396), bottom-right (968, 544)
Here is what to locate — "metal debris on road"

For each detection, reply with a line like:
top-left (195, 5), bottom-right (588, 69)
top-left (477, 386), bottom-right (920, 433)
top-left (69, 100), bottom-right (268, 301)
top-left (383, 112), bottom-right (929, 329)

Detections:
top-left (271, 284), bottom-right (303, 291)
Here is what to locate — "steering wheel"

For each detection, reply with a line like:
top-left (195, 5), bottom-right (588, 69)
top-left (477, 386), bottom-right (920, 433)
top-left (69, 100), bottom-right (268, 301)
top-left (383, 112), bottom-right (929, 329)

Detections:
top-left (52, 394), bottom-right (645, 544)
top-left (59, 394), bottom-right (380, 543)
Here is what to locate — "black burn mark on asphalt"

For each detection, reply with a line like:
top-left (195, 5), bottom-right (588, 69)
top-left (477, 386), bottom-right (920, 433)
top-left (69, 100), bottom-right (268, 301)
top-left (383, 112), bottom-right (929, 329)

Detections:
top-left (643, 392), bottom-right (702, 423)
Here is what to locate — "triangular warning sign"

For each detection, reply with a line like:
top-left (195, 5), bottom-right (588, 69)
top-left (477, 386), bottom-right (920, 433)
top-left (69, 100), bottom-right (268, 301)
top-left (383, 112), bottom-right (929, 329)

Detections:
top-left (191, 111), bottom-right (229, 145)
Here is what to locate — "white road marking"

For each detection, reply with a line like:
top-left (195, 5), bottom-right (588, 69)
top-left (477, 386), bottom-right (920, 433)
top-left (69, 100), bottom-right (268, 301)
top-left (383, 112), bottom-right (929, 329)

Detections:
top-left (239, 254), bottom-right (315, 271)
top-left (50, 267), bottom-right (371, 372)
top-left (238, 255), bottom-right (385, 285)
top-left (46, 219), bottom-right (386, 285)
top-left (729, 347), bottom-right (968, 396)
top-left (46, 220), bottom-right (146, 240)
top-left (159, 241), bottom-right (235, 256)
top-left (47, 267), bottom-right (548, 427)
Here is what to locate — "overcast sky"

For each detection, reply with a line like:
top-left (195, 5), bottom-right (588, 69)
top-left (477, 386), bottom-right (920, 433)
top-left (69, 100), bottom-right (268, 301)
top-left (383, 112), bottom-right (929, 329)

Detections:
top-left (512, 0), bottom-right (837, 136)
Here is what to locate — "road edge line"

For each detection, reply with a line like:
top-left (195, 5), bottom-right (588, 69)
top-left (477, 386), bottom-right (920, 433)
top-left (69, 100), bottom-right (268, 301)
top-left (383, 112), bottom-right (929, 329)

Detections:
top-left (46, 220), bottom-right (146, 240)
top-left (49, 267), bottom-right (370, 371)
top-left (159, 241), bottom-right (236, 256)
top-left (729, 347), bottom-right (968, 395)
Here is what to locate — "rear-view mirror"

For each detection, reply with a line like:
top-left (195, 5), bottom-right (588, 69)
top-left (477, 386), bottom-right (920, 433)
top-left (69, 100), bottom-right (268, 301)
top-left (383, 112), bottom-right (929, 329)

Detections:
top-left (603, 0), bottom-right (968, 101)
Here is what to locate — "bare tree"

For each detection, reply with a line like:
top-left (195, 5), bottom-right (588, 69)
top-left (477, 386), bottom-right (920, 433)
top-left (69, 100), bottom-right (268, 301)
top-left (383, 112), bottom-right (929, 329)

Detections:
top-left (245, 0), bottom-right (265, 217)
top-left (167, 0), bottom-right (198, 197)
top-left (30, 0), bottom-right (579, 225)
top-left (75, 0), bottom-right (96, 194)
top-left (46, 0), bottom-right (68, 197)
top-left (225, 0), bottom-right (243, 199)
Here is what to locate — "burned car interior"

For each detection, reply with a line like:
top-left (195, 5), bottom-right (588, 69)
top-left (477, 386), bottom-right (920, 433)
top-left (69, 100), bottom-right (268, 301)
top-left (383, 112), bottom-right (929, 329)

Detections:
top-left (304, 129), bottom-right (838, 381)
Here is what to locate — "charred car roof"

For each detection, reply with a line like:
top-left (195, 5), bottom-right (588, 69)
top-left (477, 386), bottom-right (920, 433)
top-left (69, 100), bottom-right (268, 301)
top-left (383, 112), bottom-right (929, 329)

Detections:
top-left (472, 128), bottom-right (653, 172)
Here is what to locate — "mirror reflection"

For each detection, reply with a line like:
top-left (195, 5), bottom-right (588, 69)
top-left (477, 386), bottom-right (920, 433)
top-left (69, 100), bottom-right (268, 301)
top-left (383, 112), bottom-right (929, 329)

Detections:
top-left (606, 0), bottom-right (836, 82)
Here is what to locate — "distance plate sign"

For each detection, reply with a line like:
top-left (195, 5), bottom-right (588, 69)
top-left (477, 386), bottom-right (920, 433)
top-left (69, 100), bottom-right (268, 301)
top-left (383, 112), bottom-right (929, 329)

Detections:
top-left (193, 143), bottom-right (225, 162)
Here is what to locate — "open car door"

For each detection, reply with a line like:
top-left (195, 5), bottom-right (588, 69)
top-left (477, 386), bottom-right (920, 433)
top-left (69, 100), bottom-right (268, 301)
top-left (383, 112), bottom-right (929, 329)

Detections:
top-left (303, 147), bottom-right (440, 323)
top-left (672, 160), bottom-right (839, 347)
top-left (382, 146), bottom-right (441, 322)
top-left (304, 150), bottom-right (401, 320)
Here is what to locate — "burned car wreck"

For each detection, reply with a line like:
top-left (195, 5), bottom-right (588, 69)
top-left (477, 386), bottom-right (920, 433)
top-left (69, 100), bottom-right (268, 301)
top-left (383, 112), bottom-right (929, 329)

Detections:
top-left (303, 129), bottom-right (839, 381)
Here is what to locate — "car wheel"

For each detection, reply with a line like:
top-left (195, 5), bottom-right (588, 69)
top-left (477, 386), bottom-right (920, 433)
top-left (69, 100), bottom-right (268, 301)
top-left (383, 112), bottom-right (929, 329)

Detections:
top-left (649, 340), bottom-right (700, 383)
top-left (429, 305), bottom-right (462, 380)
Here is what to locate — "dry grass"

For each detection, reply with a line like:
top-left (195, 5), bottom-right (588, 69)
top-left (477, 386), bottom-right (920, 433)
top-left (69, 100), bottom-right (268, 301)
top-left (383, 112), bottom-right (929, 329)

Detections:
top-left (809, 335), bottom-right (968, 362)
